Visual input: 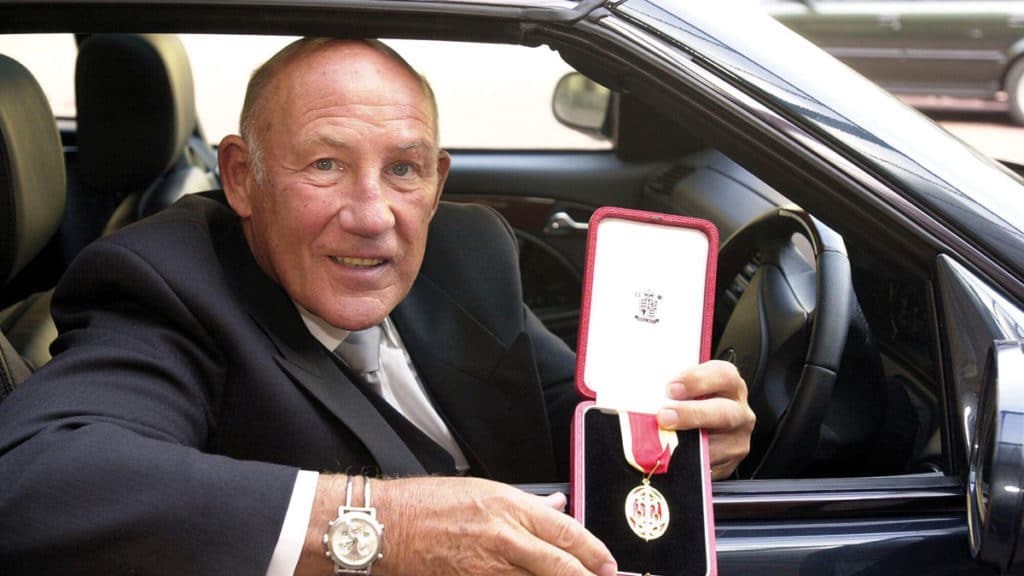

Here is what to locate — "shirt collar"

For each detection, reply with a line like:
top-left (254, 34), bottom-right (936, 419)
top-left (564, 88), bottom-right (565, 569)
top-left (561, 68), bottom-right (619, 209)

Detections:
top-left (295, 303), bottom-right (348, 351)
top-left (294, 303), bottom-right (398, 350)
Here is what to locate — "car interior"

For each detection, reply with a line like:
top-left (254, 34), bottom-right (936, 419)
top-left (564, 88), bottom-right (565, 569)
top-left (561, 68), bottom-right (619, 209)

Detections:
top-left (0, 32), bottom-right (947, 484)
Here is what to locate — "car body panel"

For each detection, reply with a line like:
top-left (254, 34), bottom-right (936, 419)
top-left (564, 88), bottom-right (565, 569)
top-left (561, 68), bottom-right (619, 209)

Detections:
top-left (767, 0), bottom-right (1024, 98)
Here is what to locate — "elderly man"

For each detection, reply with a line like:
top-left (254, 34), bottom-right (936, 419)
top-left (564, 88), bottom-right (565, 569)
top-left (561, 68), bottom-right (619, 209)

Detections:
top-left (0, 38), bottom-right (753, 575)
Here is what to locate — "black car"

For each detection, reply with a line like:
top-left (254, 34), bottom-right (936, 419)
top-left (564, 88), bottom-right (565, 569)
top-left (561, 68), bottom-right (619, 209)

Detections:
top-left (1, 0), bottom-right (1023, 574)
top-left (765, 0), bottom-right (1024, 123)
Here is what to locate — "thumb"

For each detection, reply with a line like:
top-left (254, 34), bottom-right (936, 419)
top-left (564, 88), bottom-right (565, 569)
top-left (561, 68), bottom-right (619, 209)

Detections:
top-left (540, 491), bottom-right (568, 512)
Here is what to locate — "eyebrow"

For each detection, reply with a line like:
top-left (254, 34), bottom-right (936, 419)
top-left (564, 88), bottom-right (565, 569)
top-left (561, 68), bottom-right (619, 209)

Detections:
top-left (396, 140), bottom-right (435, 154)
top-left (304, 134), bottom-right (350, 149)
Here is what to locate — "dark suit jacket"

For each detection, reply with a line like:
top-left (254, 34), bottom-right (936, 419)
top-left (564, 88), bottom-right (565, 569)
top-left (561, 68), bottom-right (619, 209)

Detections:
top-left (0, 192), bottom-right (579, 575)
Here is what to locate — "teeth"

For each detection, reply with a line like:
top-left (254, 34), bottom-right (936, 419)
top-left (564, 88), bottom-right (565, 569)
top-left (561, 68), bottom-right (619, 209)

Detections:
top-left (332, 256), bottom-right (384, 267)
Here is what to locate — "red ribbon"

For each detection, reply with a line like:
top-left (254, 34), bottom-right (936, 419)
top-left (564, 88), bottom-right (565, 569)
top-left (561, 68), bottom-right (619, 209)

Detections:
top-left (627, 412), bottom-right (672, 475)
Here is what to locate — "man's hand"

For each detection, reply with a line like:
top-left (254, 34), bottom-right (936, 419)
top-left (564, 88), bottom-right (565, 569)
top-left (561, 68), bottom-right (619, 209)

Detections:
top-left (655, 360), bottom-right (755, 479)
top-left (300, 475), bottom-right (617, 576)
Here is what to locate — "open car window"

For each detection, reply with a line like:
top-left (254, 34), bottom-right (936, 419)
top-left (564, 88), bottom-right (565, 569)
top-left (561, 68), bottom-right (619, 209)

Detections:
top-left (0, 33), bottom-right (612, 151)
top-left (0, 30), bottom-right (952, 485)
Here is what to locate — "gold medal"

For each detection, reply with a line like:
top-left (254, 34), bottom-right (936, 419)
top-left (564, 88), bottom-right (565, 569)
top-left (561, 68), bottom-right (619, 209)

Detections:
top-left (625, 470), bottom-right (670, 541)
top-left (619, 412), bottom-right (675, 541)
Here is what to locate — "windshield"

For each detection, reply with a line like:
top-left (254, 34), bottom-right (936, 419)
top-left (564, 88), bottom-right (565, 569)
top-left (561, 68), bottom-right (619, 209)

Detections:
top-left (615, 0), bottom-right (1024, 246)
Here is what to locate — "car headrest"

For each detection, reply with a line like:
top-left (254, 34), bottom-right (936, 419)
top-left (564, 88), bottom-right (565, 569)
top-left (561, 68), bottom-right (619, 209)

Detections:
top-left (75, 34), bottom-right (198, 196)
top-left (0, 55), bottom-right (67, 283)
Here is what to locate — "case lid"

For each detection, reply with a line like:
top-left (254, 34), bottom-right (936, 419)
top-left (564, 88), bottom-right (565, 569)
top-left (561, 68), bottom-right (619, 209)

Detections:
top-left (575, 207), bottom-right (718, 414)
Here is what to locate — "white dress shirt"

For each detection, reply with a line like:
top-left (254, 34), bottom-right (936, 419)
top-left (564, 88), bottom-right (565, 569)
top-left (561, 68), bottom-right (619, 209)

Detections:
top-left (265, 306), bottom-right (469, 575)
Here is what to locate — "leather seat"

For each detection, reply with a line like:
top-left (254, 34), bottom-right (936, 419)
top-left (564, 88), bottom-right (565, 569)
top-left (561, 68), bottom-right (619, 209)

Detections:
top-left (75, 33), bottom-right (218, 235)
top-left (0, 54), bottom-right (67, 395)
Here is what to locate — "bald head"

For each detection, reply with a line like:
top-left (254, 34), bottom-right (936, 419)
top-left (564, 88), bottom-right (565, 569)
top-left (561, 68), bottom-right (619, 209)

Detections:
top-left (239, 38), bottom-right (439, 184)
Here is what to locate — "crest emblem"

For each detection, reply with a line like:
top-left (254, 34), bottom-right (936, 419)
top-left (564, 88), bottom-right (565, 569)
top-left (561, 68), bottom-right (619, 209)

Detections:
top-left (634, 289), bottom-right (663, 324)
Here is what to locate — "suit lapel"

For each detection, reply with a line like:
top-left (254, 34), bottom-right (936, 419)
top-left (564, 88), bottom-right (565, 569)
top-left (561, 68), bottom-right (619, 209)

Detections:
top-left (393, 274), bottom-right (556, 482)
top-left (212, 211), bottom-right (426, 476)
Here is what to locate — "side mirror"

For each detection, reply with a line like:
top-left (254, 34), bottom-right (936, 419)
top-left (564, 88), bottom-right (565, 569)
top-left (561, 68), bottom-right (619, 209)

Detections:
top-left (551, 72), bottom-right (612, 136)
top-left (969, 340), bottom-right (1024, 573)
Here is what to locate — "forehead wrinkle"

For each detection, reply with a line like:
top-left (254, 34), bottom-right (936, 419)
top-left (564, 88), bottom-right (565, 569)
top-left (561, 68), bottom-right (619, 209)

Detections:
top-left (301, 134), bottom-right (436, 159)
top-left (295, 100), bottom-right (435, 135)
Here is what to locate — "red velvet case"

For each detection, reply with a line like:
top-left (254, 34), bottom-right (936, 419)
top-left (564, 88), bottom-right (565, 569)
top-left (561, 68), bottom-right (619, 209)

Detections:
top-left (571, 207), bottom-right (718, 576)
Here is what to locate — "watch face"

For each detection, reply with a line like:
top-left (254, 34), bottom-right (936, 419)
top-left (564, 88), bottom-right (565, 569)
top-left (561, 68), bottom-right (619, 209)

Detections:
top-left (328, 513), bottom-right (381, 568)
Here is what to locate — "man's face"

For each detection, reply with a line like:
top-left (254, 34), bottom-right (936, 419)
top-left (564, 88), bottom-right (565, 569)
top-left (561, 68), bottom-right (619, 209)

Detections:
top-left (233, 42), bottom-right (447, 330)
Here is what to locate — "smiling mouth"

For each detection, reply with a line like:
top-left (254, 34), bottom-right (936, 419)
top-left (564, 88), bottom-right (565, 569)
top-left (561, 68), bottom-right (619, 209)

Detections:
top-left (331, 256), bottom-right (385, 268)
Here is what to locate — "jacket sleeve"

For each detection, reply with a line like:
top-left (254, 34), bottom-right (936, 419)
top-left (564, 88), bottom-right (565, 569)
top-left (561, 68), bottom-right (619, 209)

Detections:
top-left (0, 237), bottom-right (298, 575)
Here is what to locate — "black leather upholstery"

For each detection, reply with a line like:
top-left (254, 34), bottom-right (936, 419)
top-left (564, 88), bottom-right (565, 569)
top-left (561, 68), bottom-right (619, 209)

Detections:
top-left (0, 55), bottom-right (67, 394)
top-left (76, 34), bottom-right (198, 196)
top-left (75, 34), bottom-right (218, 233)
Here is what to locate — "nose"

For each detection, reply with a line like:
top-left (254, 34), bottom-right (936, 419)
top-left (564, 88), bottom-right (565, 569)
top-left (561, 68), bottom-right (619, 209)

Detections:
top-left (337, 173), bottom-right (395, 237)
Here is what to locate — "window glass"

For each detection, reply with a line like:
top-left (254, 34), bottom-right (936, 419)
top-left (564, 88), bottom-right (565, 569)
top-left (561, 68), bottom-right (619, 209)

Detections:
top-left (0, 34), bottom-right (610, 151)
top-left (183, 35), bottom-right (611, 150)
top-left (0, 34), bottom-right (77, 119)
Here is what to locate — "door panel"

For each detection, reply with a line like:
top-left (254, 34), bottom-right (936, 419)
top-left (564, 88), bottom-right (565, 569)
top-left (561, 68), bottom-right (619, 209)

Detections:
top-left (444, 151), bottom-right (661, 349)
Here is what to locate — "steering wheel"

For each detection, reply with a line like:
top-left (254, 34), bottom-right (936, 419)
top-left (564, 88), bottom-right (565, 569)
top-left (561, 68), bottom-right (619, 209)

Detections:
top-left (714, 206), bottom-right (852, 478)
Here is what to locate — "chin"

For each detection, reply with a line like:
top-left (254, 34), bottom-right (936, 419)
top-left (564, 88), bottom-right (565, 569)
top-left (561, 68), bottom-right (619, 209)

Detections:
top-left (320, 300), bottom-right (394, 331)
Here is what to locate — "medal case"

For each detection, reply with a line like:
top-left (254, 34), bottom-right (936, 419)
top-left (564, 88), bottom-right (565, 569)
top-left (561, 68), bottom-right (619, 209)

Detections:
top-left (571, 207), bottom-right (718, 576)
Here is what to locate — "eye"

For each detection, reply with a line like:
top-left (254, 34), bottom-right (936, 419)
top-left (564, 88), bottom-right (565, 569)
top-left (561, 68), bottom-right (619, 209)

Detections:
top-left (314, 158), bottom-right (334, 171)
top-left (390, 162), bottom-right (412, 177)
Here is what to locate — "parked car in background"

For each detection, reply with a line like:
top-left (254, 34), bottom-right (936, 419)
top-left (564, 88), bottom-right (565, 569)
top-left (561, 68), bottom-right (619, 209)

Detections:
top-left (764, 0), bottom-right (1024, 123)
top-left (2, 0), bottom-right (1024, 574)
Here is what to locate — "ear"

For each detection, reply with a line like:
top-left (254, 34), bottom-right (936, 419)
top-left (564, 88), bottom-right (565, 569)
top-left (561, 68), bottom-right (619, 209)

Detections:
top-left (218, 134), bottom-right (254, 218)
top-left (431, 150), bottom-right (451, 214)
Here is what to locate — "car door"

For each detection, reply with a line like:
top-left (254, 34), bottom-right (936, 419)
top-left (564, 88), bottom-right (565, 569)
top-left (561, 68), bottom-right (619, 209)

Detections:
top-left (765, 0), bottom-right (916, 85)
top-left (883, 0), bottom-right (1021, 98)
top-left (768, 0), bottom-right (1024, 98)
top-left (443, 151), bottom-right (660, 349)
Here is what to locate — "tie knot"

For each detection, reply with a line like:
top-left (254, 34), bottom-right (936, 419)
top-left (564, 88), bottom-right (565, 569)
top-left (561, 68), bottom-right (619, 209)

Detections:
top-left (335, 325), bottom-right (382, 376)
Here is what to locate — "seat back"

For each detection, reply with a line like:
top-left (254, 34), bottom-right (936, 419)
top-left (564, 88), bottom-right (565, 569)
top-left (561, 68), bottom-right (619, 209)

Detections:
top-left (75, 33), bottom-right (218, 234)
top-left (0, 54), bottom-right (67, 396)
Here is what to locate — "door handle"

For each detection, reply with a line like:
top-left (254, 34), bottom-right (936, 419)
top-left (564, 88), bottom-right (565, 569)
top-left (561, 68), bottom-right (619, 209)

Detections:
top-left (544, 211), bottom-right (589, 235)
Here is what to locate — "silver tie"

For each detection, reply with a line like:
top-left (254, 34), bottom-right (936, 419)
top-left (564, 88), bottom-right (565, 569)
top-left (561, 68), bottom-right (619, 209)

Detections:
top-left (334, 325), bottom-right (383, 385)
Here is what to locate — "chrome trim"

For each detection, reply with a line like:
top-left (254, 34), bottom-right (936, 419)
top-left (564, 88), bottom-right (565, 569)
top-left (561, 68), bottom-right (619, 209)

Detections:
top-left (544, 211), bottom-right (589, 234)
top-left (826, 47), bottom-right (1005, 64)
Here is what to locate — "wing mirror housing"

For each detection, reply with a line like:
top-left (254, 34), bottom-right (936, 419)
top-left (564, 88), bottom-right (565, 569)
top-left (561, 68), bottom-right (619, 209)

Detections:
top-left (551, 72), bottom-right (612, 137)
top-left (969, 339), bottom-right (1024, 573)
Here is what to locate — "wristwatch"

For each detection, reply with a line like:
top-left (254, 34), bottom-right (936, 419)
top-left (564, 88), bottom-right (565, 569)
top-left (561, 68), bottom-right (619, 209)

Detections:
top-left (323, 475), bottom-right (384, 575)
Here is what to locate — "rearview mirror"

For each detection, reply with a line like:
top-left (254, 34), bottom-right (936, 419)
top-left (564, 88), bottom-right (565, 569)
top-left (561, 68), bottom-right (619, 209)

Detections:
top-left (968, 339), bottom-right (1024, 573)
top-left (552, 72), bottom-right (611, 136)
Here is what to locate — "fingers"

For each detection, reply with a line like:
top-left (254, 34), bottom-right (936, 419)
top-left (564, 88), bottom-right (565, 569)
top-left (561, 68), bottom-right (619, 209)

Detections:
top-left (512, 503), bottom-right (617, 576)
top-left (707, 428), bottom-right (752, 478)
top-left (540, 491), bottom-right (568, 512)
top-left (655, 360), bottom-right (755, 479)
top-left (373, 477), bottom-right (615, 576)
top-left (657, 360), bottom-right (752, 430)
top-left (665, 360), bottom-right (747, 402)
top-left (657, 395), bottom-right (753, 431)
